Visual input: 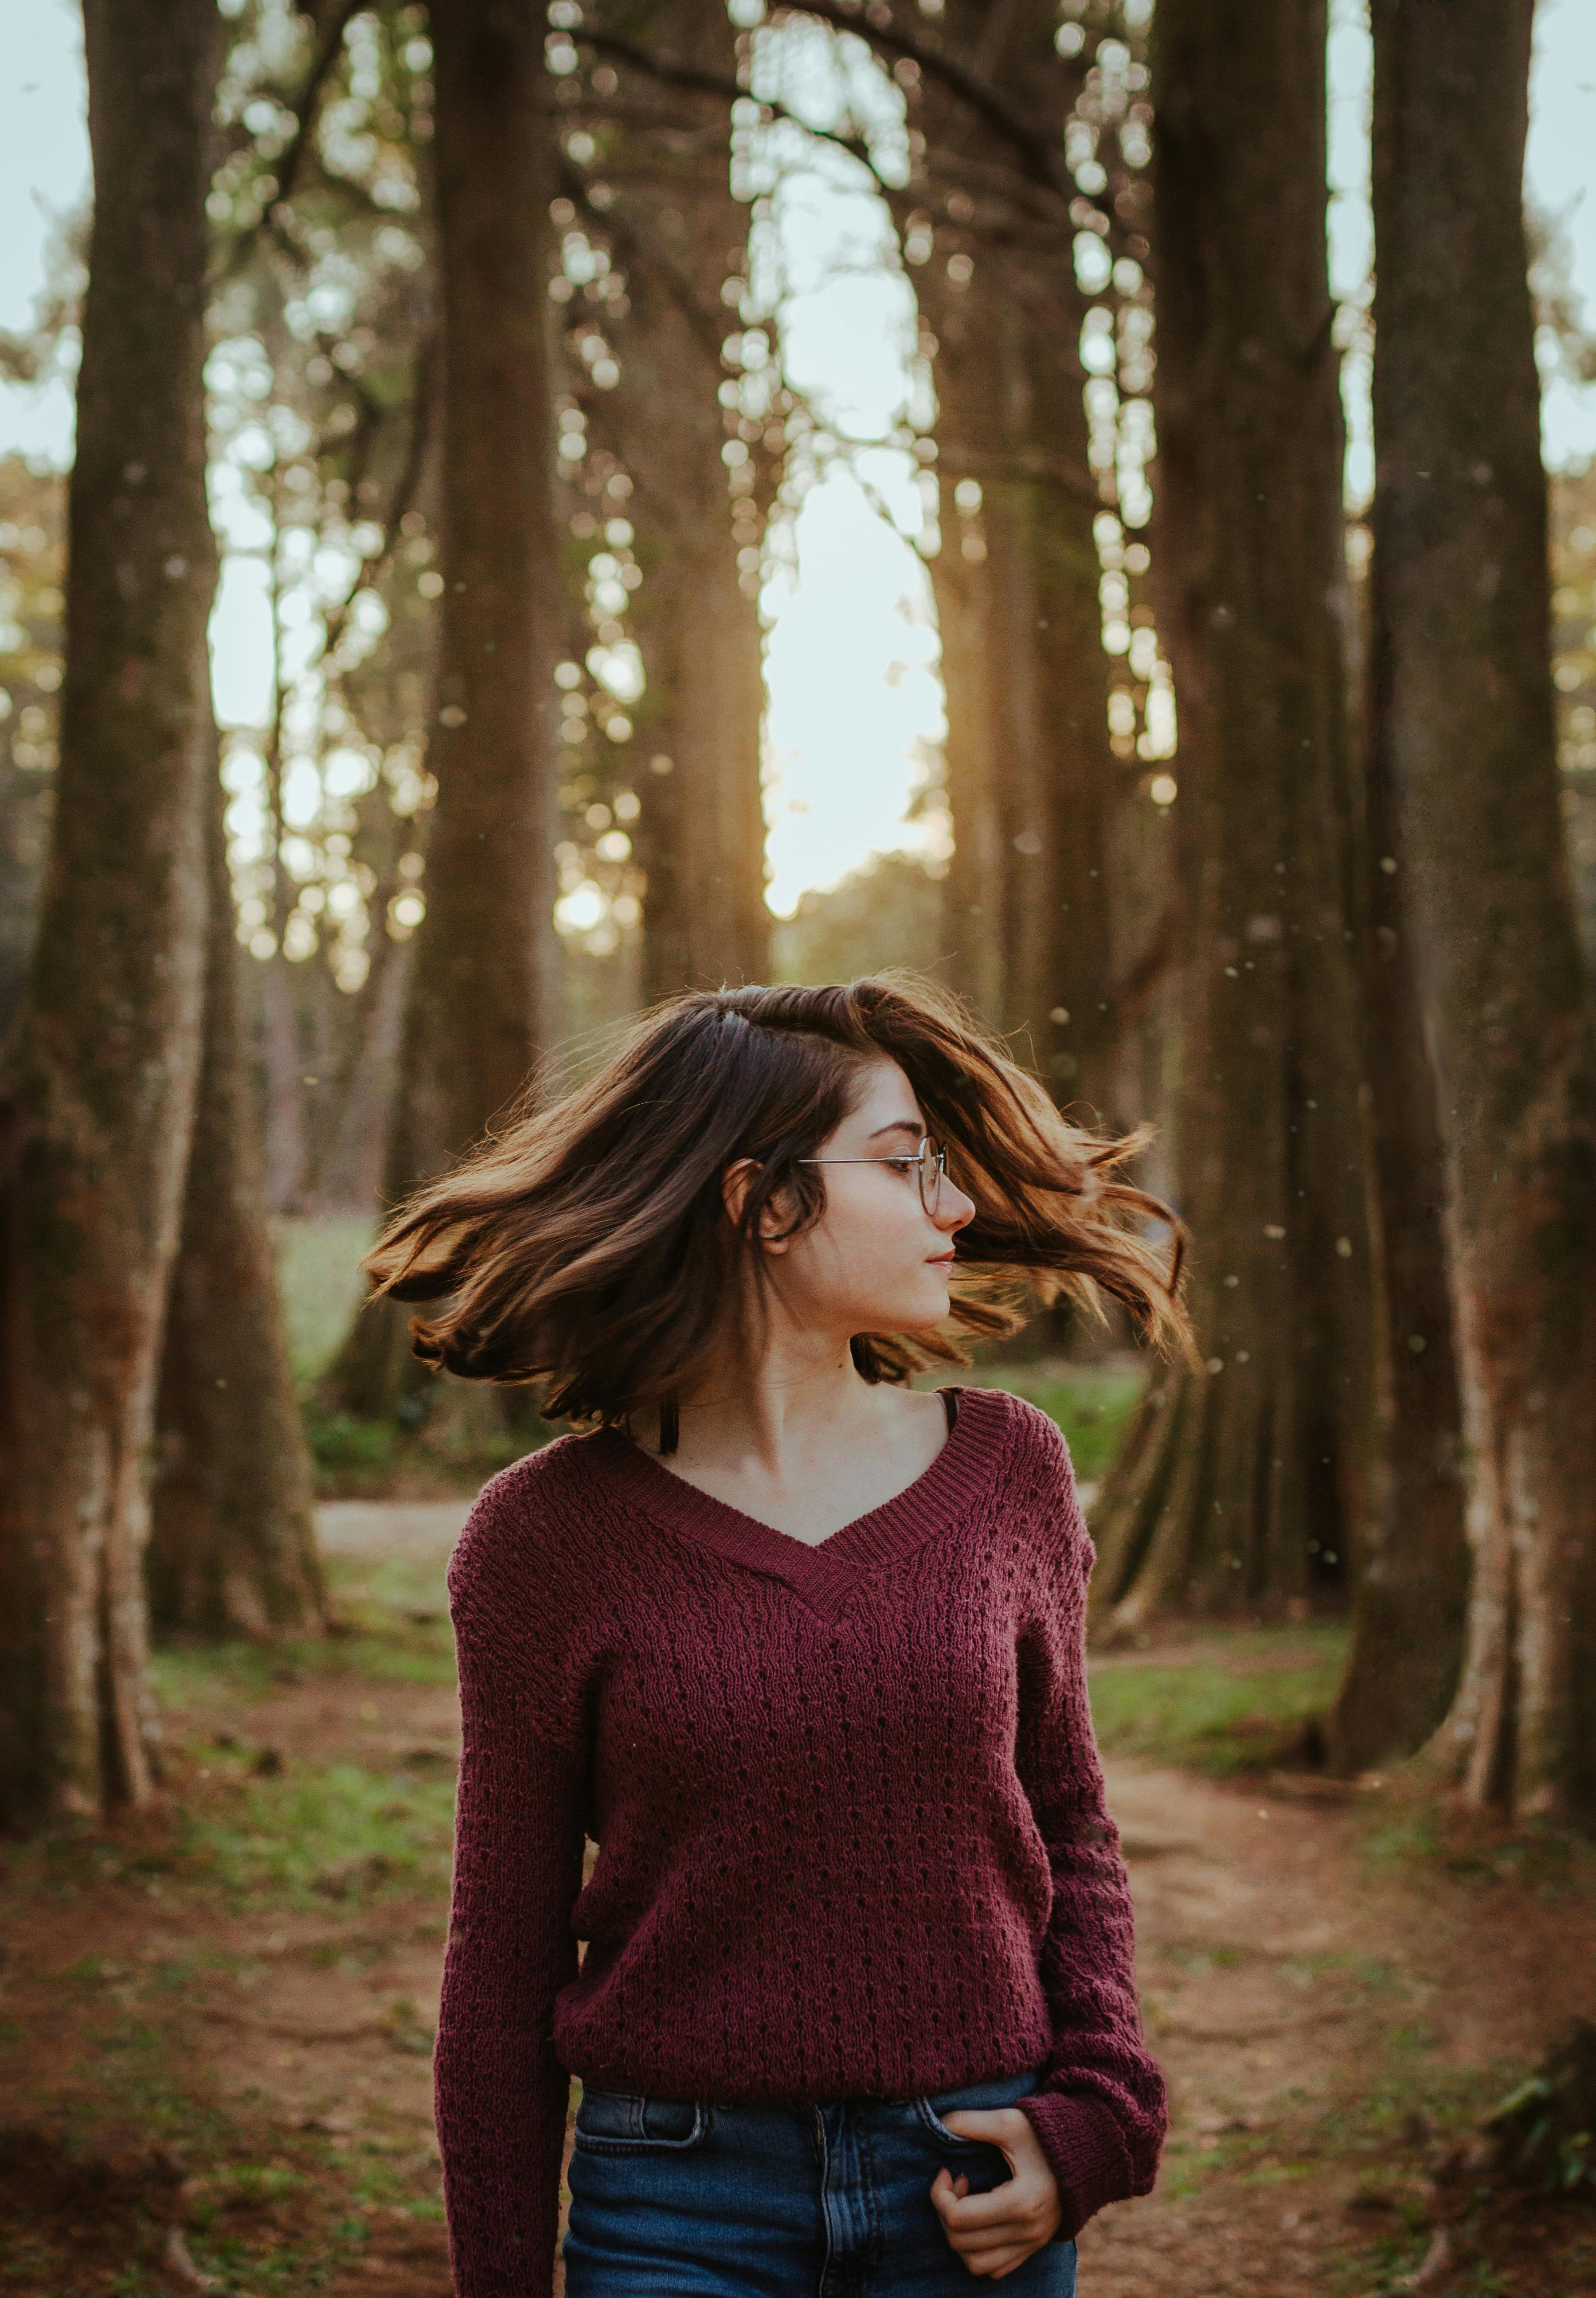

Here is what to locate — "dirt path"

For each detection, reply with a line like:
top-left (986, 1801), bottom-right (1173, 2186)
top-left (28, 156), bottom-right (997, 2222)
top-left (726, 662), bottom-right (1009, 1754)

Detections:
top-left (2, 1503), bottom-right (1592, 2297)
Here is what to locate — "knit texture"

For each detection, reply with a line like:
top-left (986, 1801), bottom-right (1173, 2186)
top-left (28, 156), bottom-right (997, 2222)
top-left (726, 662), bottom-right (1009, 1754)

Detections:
top-left (433, 1385), bottom-right (1166, 2296)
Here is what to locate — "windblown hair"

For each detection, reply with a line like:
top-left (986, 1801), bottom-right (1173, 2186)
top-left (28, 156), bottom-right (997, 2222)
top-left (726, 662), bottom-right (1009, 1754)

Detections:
top-left (362, 974), bottom-right (1192, 1435)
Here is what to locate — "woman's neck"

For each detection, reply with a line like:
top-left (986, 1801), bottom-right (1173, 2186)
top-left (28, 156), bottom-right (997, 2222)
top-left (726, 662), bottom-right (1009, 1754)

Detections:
top-left (633, 1325), bottom-right (949, 1546)
top-left (653, 1322), bottom-right (868, 1473)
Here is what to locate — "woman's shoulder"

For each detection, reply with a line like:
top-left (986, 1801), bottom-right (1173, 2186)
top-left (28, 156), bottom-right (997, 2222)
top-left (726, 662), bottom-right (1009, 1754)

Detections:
top-left (960, 1383), bottom-right (1075, 1473)
top-left (445, 1428), bottom-right (603, 1608)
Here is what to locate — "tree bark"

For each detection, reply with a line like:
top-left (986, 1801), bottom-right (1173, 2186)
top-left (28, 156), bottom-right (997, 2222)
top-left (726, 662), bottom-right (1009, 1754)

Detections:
top-left (148, 763), bottom-right (325, 1640)
top-left (1325, 602), bottom-right (1469, 1768)
top-left (1089, 0), bottom-right (1377, 1628)
top-left (0, 0), bottom-right (220, 1826)
top-left (1364, 0), bottom-right (1596, 1823)
top-left (325, 0), bottom-right (561, 1419)
top-left (631, 532), bottom-right (769, 1002)
top-left (924, 261), bottom-right (1120, 1118)
top-left (587, 1), bottom-right (770, 1001)
top-left (911, 0), bottom-right (1126, 1119)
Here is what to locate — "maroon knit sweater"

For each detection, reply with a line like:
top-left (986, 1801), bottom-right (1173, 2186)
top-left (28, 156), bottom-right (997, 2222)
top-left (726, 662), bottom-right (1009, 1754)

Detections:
top-left (433, 1385), bottom-right (1165, 2296)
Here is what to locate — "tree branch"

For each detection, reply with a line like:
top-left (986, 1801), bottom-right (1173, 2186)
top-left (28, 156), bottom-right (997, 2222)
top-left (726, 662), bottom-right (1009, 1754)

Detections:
top-left (560, 159), bottom-right (730, 371)
top-left (322, 328), bottom-right (439, 653)
top-left (211, 0), bottom-right (368, 285)
top-left (774, 0), bottom-right (1070, 199)
top-left (576, 24), bottom-right (892, 190)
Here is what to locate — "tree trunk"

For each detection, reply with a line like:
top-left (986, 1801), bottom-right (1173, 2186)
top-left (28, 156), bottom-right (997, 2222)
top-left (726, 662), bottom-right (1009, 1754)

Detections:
top-left (297, 920), bottom-right (412, 1214)
top-left (148, 762), bottom-right (325, 1640)
top-left (1365, 0), bottom-right (1596, 1823)
top-left (631, 534), bottom-right (769, 1002)
top-left (1089, 0), bottom-right (1377, 1628)
top-left (1324, 612), bottom-right (1468, 1768)
top-left (258, 577), bottom-right (306, 1212)
top-left (0, 0), bottom-right (219, 1826)
top-left (591, 1), bottom-right (770, 1001)
top-left (325, 0), bottom-right (560, 1420)
top-left (925, 265), bottom-right (1121, 1120)
top-left (912, 1), bottom-right (1126, 1119)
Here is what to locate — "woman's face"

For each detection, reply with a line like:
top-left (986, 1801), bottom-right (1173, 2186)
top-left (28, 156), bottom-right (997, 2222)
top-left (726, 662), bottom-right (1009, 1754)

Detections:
top-left (757, 1057), bottom-right (976, 1340)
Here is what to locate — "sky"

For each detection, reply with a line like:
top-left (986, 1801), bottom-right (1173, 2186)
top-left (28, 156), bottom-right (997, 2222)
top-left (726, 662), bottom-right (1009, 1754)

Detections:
top-left (2, 0), bottom-right (1594, 914)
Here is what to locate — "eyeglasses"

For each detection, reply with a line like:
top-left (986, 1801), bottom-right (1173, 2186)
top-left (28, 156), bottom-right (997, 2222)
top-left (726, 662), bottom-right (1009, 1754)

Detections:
top-left (799, 1133), bottom-right (947, 1216)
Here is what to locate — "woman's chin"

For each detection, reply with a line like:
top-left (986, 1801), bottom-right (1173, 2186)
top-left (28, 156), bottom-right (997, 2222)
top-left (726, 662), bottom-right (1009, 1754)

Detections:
top-left (846, 1281), bottom-right (951, 1338)
top-left (902, 1282), bottom-right (954, 1329)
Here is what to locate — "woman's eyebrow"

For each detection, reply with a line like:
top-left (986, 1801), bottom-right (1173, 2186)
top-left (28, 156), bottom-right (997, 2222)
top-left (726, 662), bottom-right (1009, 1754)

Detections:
top-left (867, 1118), bottom-right (924, 1141)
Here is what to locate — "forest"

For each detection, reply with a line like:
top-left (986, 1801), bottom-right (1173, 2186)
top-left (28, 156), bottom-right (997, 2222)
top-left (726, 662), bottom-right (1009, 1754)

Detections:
top-left (1, 2), bottom-right (1595, 2294)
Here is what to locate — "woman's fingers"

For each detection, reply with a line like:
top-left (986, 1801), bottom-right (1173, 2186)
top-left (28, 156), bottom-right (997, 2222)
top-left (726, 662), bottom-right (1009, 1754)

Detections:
top-left (928, 2132), bottom-right (1064, 2280)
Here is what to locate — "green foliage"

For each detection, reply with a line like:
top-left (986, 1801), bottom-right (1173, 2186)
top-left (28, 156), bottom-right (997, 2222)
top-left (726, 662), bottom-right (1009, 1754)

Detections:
top-left (771, 850), bottom-right (947, 985)
top-left (1087, 1625), bottom-right (1347, 1774)
top-left (302, 1404), bottom-right (400, 1484)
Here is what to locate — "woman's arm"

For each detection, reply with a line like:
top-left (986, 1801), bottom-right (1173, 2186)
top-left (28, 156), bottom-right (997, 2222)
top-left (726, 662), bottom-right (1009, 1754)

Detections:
top-left (1011, 1426), bottom-right (1168, 2240)
top-left (433, 1490), bottom-right (589, 2298)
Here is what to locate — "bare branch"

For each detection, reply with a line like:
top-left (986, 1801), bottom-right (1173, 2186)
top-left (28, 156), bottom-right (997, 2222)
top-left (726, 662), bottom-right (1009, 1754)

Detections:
top-left (560, 160), bottom-right (730, 371)
top-left (322, 328), bottom-right (439, 652)
top-left (576, 24), bottom-right (892, 190)
top-left (774, 1), bottom-right (1070, 198)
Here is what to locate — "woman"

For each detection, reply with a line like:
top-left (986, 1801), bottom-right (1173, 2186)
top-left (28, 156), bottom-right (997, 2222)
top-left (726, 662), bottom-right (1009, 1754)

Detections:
top-left (364, 977), bottom-right (1190, 2298)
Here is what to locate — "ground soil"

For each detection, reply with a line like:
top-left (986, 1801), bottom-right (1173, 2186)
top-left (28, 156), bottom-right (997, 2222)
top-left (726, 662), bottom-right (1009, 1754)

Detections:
top-left (1, 1503), bottom-right (1592, 2297)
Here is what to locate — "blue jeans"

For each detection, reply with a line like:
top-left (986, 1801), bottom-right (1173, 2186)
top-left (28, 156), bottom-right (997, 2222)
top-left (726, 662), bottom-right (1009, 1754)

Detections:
top-left (562, 2067), bottom-right (1080, 2296)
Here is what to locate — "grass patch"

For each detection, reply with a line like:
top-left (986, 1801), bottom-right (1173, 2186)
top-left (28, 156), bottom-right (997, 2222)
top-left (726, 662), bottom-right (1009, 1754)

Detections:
top-left (175, 1759), bottom-right (455, 1912)
top-left (963, 1359), bottom-right (1147, 1483)
top-left (0, 2089), bottom-right (446, 2297)
top-left (133, 1552), bottom-right (460, 1914)
top-left (1087, 1625), bottom-right (1347, 1775)
top-left (150, 1550), bottom-right (455, 1714)
top-left (275, 1216), bottom-right (374, 1385)
top-left (1361, 1795), bottom-right (1596, 1900)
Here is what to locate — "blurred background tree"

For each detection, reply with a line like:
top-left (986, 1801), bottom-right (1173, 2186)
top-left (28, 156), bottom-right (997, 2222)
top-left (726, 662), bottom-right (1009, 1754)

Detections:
top-left (0, 0), bottom-right (222, 1825)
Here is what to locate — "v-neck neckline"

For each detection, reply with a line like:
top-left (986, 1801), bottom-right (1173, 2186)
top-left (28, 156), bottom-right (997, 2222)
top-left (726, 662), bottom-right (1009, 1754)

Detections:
top-left (583, 1384), bottom-right (1009, 1628)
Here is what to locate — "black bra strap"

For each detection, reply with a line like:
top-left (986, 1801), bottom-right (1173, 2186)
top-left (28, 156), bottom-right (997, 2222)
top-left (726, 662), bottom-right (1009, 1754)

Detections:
top-left (940, 1387), bottom-right (960, 1433)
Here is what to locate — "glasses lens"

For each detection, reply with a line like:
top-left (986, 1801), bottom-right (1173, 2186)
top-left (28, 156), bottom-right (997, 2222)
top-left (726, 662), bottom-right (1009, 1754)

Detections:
top-left (919, 1140), bottom-right (945, 1215)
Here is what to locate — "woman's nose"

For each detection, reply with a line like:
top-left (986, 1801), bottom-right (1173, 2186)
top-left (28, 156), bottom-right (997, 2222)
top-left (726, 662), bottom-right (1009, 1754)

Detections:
top-left (937, 1180), bottom-right (976, 1232)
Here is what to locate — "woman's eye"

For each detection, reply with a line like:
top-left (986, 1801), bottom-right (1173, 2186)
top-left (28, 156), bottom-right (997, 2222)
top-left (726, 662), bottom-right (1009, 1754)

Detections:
top-left (886, 1157), bottom-right (917, 1174)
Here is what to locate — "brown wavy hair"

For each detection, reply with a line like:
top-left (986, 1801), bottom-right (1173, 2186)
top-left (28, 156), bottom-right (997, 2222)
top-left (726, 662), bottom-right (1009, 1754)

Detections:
top-left (361, 974), bottom-right (1192, 1437)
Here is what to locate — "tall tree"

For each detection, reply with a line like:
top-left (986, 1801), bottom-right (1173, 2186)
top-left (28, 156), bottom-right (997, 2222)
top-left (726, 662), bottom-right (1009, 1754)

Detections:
top-left (1324, 595), bottom-right (1469, 1770)
top-left (1362, 0), bottom-right (1596, 1822)
top-left (770, 2), bottom-right (1174, 1149)
top-left (573, 1), bottom-right (771, 1000)
top-left (0, 0), bottom-right (220, 1824)
top-left (907, 0), bottom-right (1125, 1124)
top-left (919, 223), bottom-right (1122, 1117)
top-left (1087, 0), bottom-right (1377, 1626)
top-left (148, 762), bottom-right (325, 1639)
top-left (207, 3), bottom-right (441, 1220)
top-left (327, 0), bottom-right (561, 1419)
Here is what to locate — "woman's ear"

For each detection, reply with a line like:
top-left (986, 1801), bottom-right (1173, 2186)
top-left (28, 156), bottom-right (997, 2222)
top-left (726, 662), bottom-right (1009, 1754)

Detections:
top-left (720, 1158), bottom-right (794, 1254)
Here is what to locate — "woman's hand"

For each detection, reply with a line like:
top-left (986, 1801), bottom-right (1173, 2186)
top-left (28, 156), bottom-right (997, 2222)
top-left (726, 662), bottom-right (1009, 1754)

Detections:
top-left (927, 2106), bottom-right (1065, 2280)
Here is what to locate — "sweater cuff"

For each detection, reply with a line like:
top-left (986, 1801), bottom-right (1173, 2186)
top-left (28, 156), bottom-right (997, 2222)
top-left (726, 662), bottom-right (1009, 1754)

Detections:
top-left (1017, 2091), bottom-right (1137, 2239)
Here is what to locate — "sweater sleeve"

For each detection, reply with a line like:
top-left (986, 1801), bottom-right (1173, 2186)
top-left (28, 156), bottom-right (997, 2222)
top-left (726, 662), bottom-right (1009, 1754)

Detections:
top-left (1009, 1417), bottom-right (1168, 2239)
top-left (433, 1479), bottom-right (591, 2298)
